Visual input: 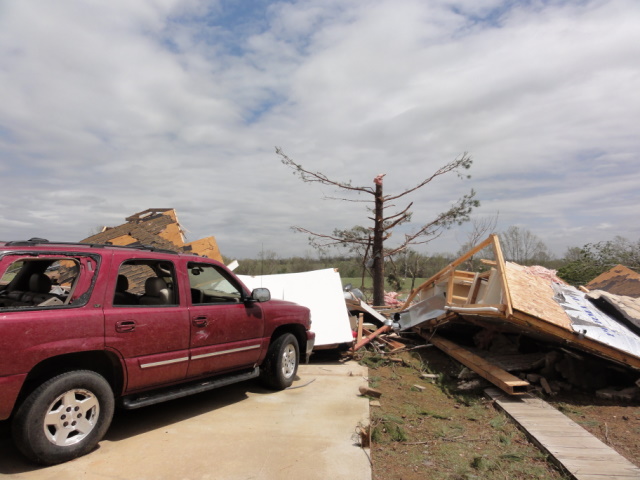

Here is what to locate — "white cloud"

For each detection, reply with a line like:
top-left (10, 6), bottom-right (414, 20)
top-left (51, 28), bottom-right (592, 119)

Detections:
top-left (0, 0), bottom-right (639, 259)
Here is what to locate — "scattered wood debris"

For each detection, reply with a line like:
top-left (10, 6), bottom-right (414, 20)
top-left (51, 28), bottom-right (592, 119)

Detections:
top-left (345, 234), bottom-right (640, 398)
top-left (359, 386), bottom-right (382, 398)
top-left (429, 335), bottom-right (530, 395)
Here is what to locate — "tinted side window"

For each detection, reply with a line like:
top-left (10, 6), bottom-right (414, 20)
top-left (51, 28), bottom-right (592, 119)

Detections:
top-left (188, 263), bottom-right (243, 304)
top-left (114, 260), bottom-right (178, 307)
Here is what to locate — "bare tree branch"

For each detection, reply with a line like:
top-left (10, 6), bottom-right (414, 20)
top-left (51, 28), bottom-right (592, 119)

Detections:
top-left (383, 203), bottom-right (413, 223)
top-left (323, 196), bottom-right (371, 203)
top-left (276, 147), bottom-right (375, 195)
top-left (384, 153), bottom-right (473, 202)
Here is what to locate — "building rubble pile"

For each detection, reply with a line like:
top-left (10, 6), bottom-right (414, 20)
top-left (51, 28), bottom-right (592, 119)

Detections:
top-left (346, 234), bottom-right (640, 400)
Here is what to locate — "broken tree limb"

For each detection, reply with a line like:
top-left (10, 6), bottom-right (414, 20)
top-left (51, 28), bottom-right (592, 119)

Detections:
top-left (352, 325), bottom-right (391, 352)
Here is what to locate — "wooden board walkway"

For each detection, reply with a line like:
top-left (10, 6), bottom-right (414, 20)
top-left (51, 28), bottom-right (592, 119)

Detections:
top-left (485, 388), bottom-right (640, 479)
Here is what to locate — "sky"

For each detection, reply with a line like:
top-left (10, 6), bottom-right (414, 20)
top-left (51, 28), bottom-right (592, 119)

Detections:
top-left (1, 0), bottom-right (638, 260)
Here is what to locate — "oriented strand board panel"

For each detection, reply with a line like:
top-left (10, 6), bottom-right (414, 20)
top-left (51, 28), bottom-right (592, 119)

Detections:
top-left (505, 262), bottom-right (572, 329)
top-left (185, 236), bottom-right (223, 262)
top-left (158, 222), bottom-right (185, 246)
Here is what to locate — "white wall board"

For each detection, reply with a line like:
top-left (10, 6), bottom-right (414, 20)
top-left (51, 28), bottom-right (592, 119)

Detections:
top-left (238, 269), bottom-right (354, 347)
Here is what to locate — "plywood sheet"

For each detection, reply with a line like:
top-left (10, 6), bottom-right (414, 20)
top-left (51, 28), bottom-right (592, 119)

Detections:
top-left (185, 236), bottom-right (223, 262)
top-left (505, 262), bottom-right (572, 329)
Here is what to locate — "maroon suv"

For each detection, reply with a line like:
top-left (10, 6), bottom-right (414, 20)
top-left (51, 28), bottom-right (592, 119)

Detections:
top-left (0, 239), bottom-right (314, 465)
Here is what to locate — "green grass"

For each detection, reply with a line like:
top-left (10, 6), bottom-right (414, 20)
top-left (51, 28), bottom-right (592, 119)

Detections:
top-left (371, 413), bottom-right (409, 443)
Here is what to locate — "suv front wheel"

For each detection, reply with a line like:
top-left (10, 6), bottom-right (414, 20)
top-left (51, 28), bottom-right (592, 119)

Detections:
top-left (12, 370), bottom-right (115, 465)
top-left (260, 333), bottom-right (299, 390)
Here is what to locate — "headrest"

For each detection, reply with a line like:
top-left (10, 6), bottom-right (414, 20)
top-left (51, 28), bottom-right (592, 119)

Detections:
top-left (29, 273), bottom-right (52, 294)
top-left (145, 277), bottom-right (168, 296)
top-left (117, 275), bottom-right (129, 292)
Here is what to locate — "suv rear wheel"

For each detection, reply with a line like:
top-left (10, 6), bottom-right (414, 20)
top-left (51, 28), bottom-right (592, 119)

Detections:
top-left (260, 333), bottom-right (299, 390)
top-left (12, 370), bottom-right (114, 465)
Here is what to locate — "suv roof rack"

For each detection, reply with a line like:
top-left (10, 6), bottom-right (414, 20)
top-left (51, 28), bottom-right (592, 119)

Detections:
top-left (4, 238), bottom-right (180, 255)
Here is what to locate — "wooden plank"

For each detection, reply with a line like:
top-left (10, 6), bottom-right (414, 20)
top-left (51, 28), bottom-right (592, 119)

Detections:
top-left (467, 272), bottom-right (482, 303)
top-left (399, 235), bottom-right (495, 309)
top-left (486, 388), bottom-right (640, 480)
top-left (506, 262), bottom-right (572, 329)
top-left (359, 326), bottom-right (404, 351)
top-left (446, 267), bottom-right (455, 303)
top-left (430, 336), bottom-right (529, 395)
top-left (356, 313), bottom-right (364, 344)
top-left (491, 234), bottom-right (513, 317)
top-left (451, 295), bottom-right (469, 302)
top-left (480, 259), bottom-right (497, 266)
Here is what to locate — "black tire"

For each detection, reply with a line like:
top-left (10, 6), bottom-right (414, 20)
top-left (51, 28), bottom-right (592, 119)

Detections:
top-left (12, 370), bottom-right (114, 465)
top-left (260, 333), bottom-right (299, 390)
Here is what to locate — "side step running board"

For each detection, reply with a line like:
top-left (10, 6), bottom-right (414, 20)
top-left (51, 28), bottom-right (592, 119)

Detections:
top-left (119, 367), bottom-right (260, 409)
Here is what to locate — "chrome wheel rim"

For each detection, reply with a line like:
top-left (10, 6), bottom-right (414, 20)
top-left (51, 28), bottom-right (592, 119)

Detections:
top-left (281, 344), bottom-right (297, 379)
top-left (44, 389), bottom-right (100, 446)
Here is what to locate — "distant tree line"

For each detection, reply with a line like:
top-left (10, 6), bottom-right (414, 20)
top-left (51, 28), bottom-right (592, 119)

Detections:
top-left (230, 227), bottom-right (639, 293)
top-left (557, 236), bottom-right (640, 286)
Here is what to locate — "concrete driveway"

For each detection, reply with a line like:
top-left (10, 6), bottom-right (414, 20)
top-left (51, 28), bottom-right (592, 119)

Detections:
top-left (0, 360), bottom-right (371, 480)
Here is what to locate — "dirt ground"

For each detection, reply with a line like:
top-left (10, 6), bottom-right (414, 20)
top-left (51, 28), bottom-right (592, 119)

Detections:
top-left (359, 345), bottom-right (640, 480)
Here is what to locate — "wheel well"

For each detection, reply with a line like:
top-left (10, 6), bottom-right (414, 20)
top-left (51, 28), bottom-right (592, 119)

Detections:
top-left (18, 351), bottom-right (123, 406)
top-left (271, 325), bottom-right (307, 357)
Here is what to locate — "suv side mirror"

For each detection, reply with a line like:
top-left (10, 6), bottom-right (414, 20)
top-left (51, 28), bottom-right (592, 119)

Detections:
top-left (249, 288), bottom-right (271, 303)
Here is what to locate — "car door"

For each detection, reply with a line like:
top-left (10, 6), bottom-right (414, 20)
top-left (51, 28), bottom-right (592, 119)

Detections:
top-left (185, 261), bottom-right (264, 378)
top-left (104, 256), bottom-right (190, 392)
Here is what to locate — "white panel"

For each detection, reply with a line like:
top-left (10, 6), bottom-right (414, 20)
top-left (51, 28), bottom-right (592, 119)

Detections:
top-left (554, 284), bottom-right (640, 357)
top-left (239, 269), bottom-right (353, 347)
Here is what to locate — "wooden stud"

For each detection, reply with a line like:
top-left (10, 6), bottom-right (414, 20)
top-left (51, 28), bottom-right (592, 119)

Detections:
top-left (490, 234), bottom-right (513, 317)
top-left (356, 313), bottom-right (364, 344)
top-left (429, 335), bottom-right (529, 395)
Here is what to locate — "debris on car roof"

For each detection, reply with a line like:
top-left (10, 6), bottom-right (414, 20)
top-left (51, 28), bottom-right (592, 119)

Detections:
top-left (82, 208), bottom-right (222, 262)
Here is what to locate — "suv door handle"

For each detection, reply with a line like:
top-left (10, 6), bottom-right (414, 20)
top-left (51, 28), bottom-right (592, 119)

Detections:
top-left (116, 320), bottom-right (136, 333)
top-left (192, 316), bottom-right (208, 328)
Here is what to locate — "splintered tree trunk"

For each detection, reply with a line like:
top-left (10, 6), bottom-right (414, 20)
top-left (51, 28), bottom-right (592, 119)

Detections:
top-left (372, 182), bottom-right (385, 306)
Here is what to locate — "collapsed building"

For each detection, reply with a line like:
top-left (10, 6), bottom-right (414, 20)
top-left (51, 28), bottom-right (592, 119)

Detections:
top-left (353, 235), bottom-right (640, 397)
